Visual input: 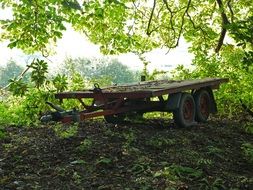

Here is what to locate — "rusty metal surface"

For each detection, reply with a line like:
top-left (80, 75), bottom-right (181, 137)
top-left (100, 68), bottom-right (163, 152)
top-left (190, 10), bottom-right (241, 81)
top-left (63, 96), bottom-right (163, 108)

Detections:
top-left (44, 78), bottom-right (228, 123)
top-left (78, 101), bottom-right (163, 121)
top-left (55, 78), bottom-right (228, 99)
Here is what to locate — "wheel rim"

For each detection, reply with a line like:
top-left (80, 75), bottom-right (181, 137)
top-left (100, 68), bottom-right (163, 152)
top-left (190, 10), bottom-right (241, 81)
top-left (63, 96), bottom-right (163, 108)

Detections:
top-left (183, 99), bottom-right (194, 121)
top-left (200, 94), bottom-right (209, 118)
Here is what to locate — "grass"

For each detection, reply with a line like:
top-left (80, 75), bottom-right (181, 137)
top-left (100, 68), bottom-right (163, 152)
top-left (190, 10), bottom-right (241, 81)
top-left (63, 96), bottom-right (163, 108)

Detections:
top-left (0, 118), bottom-right (252, 189)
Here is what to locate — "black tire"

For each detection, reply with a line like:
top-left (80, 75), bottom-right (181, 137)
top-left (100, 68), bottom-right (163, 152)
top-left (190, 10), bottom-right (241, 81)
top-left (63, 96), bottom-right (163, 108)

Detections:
top-left (194, 89), bottom-right (211, 122)
top-left (173, 93), bottom-right (196, 127)
top-left (104, 114), bottom-right (126, 124)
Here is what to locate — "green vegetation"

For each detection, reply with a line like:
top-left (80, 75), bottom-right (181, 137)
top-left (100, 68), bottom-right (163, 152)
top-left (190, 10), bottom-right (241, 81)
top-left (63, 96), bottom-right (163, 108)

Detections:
top-left (76, 138), bottom-right (93, 153)
top-left (1, 0), bottom-right (253, 122)
top-left (241, 143), bottom-right (253, 164)
top-left (0, 57), bottom-right (139, 125)
top-left (0, 120), bottom-right (252, 189)
top-left (0, 0), bottom-right (253, 189)
top-left (0, 60), bottom-right (30, 88)
top-left (0, 129), bottom-right (7, 140)
top-left (1, 0), bottom-right (253, 121)
top-left (53, 123), bottom-right (79, 138)
top-left (61, 57), bottom-right (140, 85)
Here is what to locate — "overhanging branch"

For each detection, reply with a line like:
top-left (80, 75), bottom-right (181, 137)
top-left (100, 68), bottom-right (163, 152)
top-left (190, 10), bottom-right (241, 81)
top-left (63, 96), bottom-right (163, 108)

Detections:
top-left (215, 0), bottom-right (230, 53)
top-left (146, 0), bottom-right (156, 36)
top-left (163, 0), bottom-right (176, 42)
top-left (186, 11), bottom-right (209, 42)
top-left (175, 0), bottom-right (191, 47)
top-left (227, 0), bottom-right (234, 23)
top-left (164, 0), bottom-right (191, 49)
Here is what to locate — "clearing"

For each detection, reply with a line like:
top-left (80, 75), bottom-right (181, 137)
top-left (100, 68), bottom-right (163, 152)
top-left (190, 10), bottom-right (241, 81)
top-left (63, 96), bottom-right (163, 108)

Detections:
top-left (0, 118), bottom-right (252, 190)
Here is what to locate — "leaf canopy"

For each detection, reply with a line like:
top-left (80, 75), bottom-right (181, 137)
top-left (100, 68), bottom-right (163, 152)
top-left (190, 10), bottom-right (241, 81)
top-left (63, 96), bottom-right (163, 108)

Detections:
top-left (1, 0), bottom-right (252, 54)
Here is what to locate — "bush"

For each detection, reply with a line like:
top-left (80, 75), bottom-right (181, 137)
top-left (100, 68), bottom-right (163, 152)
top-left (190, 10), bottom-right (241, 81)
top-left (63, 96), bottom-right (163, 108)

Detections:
top-left (172, 46), bottom-right (253, 118)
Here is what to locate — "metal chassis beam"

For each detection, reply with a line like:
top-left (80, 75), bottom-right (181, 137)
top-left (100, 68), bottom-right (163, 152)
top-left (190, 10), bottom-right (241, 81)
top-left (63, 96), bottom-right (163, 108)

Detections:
top-left (47, 78), bottom-right (228, 123)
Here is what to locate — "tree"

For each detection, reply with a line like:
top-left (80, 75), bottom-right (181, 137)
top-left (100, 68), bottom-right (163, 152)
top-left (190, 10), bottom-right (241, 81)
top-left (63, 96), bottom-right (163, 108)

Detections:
top-left (1, 0), bottom-right (252, 55)
top-left (1, 0), bottom-right (253, 115)
top-left (61, 57), bottom-right (139, 84)
top-left (0, 59), bottom-right (29, 87)
top-left (95, 58), bottom-right (139, 84)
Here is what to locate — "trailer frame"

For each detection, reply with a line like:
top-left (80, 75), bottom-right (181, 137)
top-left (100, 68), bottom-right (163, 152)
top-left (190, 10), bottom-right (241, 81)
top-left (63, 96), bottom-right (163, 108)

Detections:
top-left (41, 78), bottom-right (228, 127)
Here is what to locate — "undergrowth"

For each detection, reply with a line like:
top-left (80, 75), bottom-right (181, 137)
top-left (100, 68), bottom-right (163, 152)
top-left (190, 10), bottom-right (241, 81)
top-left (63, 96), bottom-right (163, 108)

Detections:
top-left (0, 55), bottom-right (253, 129)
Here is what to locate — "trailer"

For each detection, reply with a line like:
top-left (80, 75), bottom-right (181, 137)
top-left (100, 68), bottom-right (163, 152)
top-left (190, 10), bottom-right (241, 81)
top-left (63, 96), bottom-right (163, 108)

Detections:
top-left (41, 78), bottom-right (228, 127)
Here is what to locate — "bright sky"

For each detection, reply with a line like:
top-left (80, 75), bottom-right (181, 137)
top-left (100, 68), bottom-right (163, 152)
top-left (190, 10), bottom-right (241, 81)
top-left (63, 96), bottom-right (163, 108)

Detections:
top-left (0, 8), bottom-right (194, 72)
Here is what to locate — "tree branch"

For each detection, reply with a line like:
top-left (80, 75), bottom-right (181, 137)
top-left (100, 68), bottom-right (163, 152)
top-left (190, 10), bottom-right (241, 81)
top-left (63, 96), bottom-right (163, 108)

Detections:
top-left (215, 0), bottom-right (230, 53)
top-left (186, 11), bottom-right (208, 42)
top-left (146, 0), bottom-right (156, 36)
top-left (162, 0), bottom-right (176, 42)
top-left (175, 0), bottom-right (191, 47)
top-left (1, 59), bottom-right (35, 91)
top-left (165, 0), bottom-right (191, 49)
top-left (132, 0), bottom-right (150, 19)
top-left (227, 0), bottom-right (234, 23)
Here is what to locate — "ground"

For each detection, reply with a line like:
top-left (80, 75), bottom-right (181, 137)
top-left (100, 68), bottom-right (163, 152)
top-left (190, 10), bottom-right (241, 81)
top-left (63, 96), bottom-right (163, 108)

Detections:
top-left (0, 117), bottom-right (252, 190)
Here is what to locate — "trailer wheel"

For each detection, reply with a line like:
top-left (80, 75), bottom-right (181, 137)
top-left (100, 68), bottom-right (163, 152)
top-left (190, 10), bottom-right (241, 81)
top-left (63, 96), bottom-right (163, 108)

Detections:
top-left (173, 93), bottom-right (196, 127)
top-left (194, 89), bottom-right (211, 122)
top-left (104, 114), bottom-right (126, 124)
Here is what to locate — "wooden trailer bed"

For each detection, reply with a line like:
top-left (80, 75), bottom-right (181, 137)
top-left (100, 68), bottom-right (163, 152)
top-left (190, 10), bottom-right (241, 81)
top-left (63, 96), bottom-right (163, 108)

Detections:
top-left (42, 77), bottom-right (228, 127)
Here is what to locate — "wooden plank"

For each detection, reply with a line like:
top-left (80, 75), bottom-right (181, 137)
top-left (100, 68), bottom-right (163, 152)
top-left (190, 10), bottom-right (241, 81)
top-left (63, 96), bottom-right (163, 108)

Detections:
top-left (102, 78), bottom-right (227, 93)
top-left (151, 78), bottom-right (228, 96)
top-left (55, 78), bottom-right (228, 99)
top-left (102, 80), bottom-right (176, 92)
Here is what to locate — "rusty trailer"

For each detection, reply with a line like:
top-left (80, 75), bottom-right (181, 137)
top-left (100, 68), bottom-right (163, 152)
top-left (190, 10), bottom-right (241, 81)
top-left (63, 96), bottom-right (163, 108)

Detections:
top-left (41, 78), bottom-right (228, 127)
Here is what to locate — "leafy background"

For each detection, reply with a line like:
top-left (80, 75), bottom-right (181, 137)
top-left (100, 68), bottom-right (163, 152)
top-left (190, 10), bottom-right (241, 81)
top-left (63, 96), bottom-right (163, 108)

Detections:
top-left (0, 0), bottom-right (253, 189)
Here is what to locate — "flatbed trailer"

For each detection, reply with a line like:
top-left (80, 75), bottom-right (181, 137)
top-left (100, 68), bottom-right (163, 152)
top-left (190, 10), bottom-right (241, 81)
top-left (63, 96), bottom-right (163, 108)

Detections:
top-left (41, 78), bottom-right (228, 127)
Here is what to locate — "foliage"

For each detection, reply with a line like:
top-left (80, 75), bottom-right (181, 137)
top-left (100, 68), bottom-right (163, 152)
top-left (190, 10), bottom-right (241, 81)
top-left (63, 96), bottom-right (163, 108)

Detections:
top-left (19, 89), bottom-right (55, 125)
top-left (0, 58), bottom-right (57, 125)
top-left (0, 60), bottom-right (29, 87)
top-left (243, 122), bottom-right (253, 135)
top-left (0, 118), bottom-right (252, 189)
top-left (53, 123), bottom-right (79, 139)
top-left (0, 55), bottom-right (141, 125)
top-left (8, 59), bottom-right (49, 96)
top-left (52, 74), bottom-right (68, 92)
top-left (229, 16), bottom-right (253, 49)
top-left (95, 157), bottom-right (113, 167)
top-left (169, 2), bottom-right (253, 117)
top-left (2, 0), bottom-right (252, 55)
top-left (123, 129), bottom-right (136, 148)
top-left (0, 59), bottom-right (57, 124)
top-left (61, 57), bottom-right (139, 85)
top-left (154, 164), bottom-right (203, 189)
top-left (0, 100), bottom-right (23, 125)
top-left (241, 143), bottom-right (253, 164)
top-left (0, 0), bottom-right (252, 131)
top-left (0, 89), bottom-right (56, 126)
top-left (1, 0), bottom-right (253, 119)
top-left (76, 138), bottom-right (93, 153)
top-left (172, 45), bottom-right (253, 117)
top-left (0, 0), bottom-right (66, 53)
top-left (8, 79), bottom-right (28, 96)
top-left (29, 59), bottom-right (48, 88)
top-left (0, 128), bottom-right (7, 140)
top-left (199, 177), bottom-right (226, 190)
top-left (146, 136), bottom-right (176, 149)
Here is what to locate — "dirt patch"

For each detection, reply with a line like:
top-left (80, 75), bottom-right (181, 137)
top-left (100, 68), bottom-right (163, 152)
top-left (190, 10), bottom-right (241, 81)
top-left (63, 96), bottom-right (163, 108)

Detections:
top-left (0, 119), bottom-right (252, 190)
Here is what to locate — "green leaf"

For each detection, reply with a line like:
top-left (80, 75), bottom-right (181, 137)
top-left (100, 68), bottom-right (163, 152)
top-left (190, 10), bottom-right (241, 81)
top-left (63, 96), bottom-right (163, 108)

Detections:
top-left (70, 159), bottom-right (87, 165)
